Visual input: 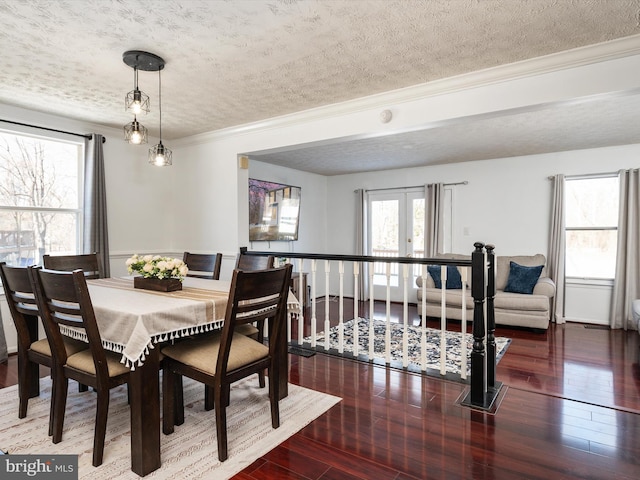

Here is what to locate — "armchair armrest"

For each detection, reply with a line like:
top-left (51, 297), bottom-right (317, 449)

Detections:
top-left (415, 274), bottom-right (435, 289)
top-left (533, 276), bottom-right (556, 298)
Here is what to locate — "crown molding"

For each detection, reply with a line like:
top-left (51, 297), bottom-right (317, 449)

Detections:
top-left (174, 34), bottom-right (640, 148)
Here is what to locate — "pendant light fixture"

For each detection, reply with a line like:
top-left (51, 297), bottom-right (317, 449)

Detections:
top-left (148, 66), bottom-right (172, 166)
top-left (125, 65), bottom-right (150, 115)
top-left (122, 51), bottom-right (168, 160)
top-left (123, 115), bottom-right (148, 145)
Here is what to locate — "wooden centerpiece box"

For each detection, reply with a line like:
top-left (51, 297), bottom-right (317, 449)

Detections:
top-left (134, 276), bottom-right (182, 292)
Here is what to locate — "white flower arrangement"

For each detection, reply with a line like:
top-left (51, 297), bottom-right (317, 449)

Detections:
top-left (126, 254), bottom-right (189, 281)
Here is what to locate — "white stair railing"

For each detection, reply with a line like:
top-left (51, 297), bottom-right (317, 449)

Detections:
top-left (256, 248), bottom-right (493, 389)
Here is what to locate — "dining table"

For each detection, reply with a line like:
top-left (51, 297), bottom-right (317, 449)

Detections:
top-left (40, 275), bottom-right (298, 477)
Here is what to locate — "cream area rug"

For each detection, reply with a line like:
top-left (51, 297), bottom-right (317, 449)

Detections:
top-left (0, 376), bottom-right (341, 479)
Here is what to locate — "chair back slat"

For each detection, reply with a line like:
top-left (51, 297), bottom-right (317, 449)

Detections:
top-left (183, 252), bottom-right (222, 280)
top-left (42, 253), bottom-right (103, 279)
top-left (237, 295), bottom-right (279, 312)
top-left (234, 304), bottom-right (278, 326)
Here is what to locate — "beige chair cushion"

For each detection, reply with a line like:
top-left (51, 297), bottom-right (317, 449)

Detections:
top-left (162, 332), bottom-right (269, 375)
top-left (30, 337), bottom-right (88, 357)
top-left (65, 349), bottom-right (131, 377)
top-left (29, 338), bottom-right (54, 356)
top-left (494, 291), bottom-right (550, 312)
top-left (235, 323), bottom-right (259, 338)
top-left (422, 289), bottom-right (473, 309)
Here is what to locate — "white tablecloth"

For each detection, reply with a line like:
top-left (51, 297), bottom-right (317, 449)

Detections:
top-left (58, 276), bottom-right (300, 369)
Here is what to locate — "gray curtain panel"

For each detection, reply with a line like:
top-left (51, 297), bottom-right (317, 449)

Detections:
top-left (610, 169), bottom-right (640, 330)
top-left (424, 183), bottom-right (444, 257)
top-left (547, 174), bottom-right (566, 324)
top-left (83, 134), bottom-right (110, 277)
top-left (355, 189), bottom-right (369, 301)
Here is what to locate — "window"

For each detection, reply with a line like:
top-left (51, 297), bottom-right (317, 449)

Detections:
top-left (367, 187), bottom-right (453, 302)
top-left (565, 176), bottom-right (619, 279)
top-left (0, 129), bottom-right (83, 267)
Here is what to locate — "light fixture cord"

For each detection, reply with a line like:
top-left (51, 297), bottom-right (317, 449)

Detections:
top-left (134, 66), bottom-right (138, 90)
top-left (158, 68), bottom-right (162, 142)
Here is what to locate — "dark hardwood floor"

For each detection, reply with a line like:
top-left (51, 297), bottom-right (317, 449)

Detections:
top-left (1, 302), bottom-right (639, 479)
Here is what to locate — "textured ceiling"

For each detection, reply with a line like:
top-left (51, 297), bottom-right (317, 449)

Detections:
top-left (1, 0), bottom-right (640, 175)
top-left (249, 91), bottom-right (640, 175)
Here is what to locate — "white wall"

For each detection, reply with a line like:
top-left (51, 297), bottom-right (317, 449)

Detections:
top-left (327, 143), bottom-right (640, 257)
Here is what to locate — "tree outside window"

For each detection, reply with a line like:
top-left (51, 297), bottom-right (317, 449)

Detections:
top-left (0, 130), bottom-right (82, 266)
top-left (565, 176), bottom-right (619, 279)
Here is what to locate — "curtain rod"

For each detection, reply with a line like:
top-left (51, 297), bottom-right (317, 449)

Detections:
top-left (360, 181), bottom-right (468, 193)
top-left (547, 172), bottom-right (618, 180)
top-left (0, 119), bottom-right (106, 143)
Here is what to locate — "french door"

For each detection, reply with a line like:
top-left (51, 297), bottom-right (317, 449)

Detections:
top-left (368, 189), bottom-right (425, 302)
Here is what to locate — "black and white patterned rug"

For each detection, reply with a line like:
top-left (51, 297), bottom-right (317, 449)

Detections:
top-left (301, 317), bottom-right (511, 379)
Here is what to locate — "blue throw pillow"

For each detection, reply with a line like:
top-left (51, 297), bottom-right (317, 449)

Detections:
top-left (427, 265), bottom-right (463, 289)
top-left (504, 261), bottom-right (543, 294)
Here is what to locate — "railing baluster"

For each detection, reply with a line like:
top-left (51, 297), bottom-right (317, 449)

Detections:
top-left (385, 262), bottom-right (391, 364)
top-left (369, 264), bottom-right (375, 360)
top-left (353, 262), bottom-right (359, 357)
top-left (402, 264), bottom-right (409, 368)
top-left (297, 258), bottom-right (304, 345)
top-left (460, 266), bottom-right (468, 380)
top-left (440, 264), bottom-right (447, 376)
top-left (338, 260), bottom-right (344, 353)
top-left (485, 245), bottom-right (497, 389)
top-left (324, 260), bottom-right (331, 351)
top-left (420, 264), bottom-right (427, 371)
top-left (311, 259), bottom-right (317, 348)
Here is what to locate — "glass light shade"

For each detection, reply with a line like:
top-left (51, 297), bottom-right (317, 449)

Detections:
top-left (125, 89), bottom-right (150, 115)
top-left (124, 119), bottom-right (148, 145)
top-left (149, 142), bottom-right (172, 166)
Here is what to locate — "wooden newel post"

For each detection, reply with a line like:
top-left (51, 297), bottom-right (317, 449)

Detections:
top-left (470, 242), bottom-right (487, 406)
top-left (485, 244), bottom-right (497, 389)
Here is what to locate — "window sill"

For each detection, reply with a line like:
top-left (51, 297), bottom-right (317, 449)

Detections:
top-left (565, 277), bottom-right (614, 287)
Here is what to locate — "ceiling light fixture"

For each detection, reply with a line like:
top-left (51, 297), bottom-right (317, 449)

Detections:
top-left (123, 115), bottom-right (148, 145)
top-left (148, 67), bottom-right (172, 166)
top-left (122, 51), bottom-right (171, 165)
top-left (125, 65), bottom-right (150, 115)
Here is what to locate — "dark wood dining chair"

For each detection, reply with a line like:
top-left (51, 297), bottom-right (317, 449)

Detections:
top-left (235, 251), bottom-right (275, 271)
top-left (205, 250), bottom-right (276, 407)
top-left (0, 263), bottom-right (88, 434)
top-left (161, 264), bottom-right (292, 462)
top-left (29, 267), bottom-right (131, 467)
top-left (182, 252), bottom-right (222, 279)
top-left (42, 253), bottom-right (103, 279)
